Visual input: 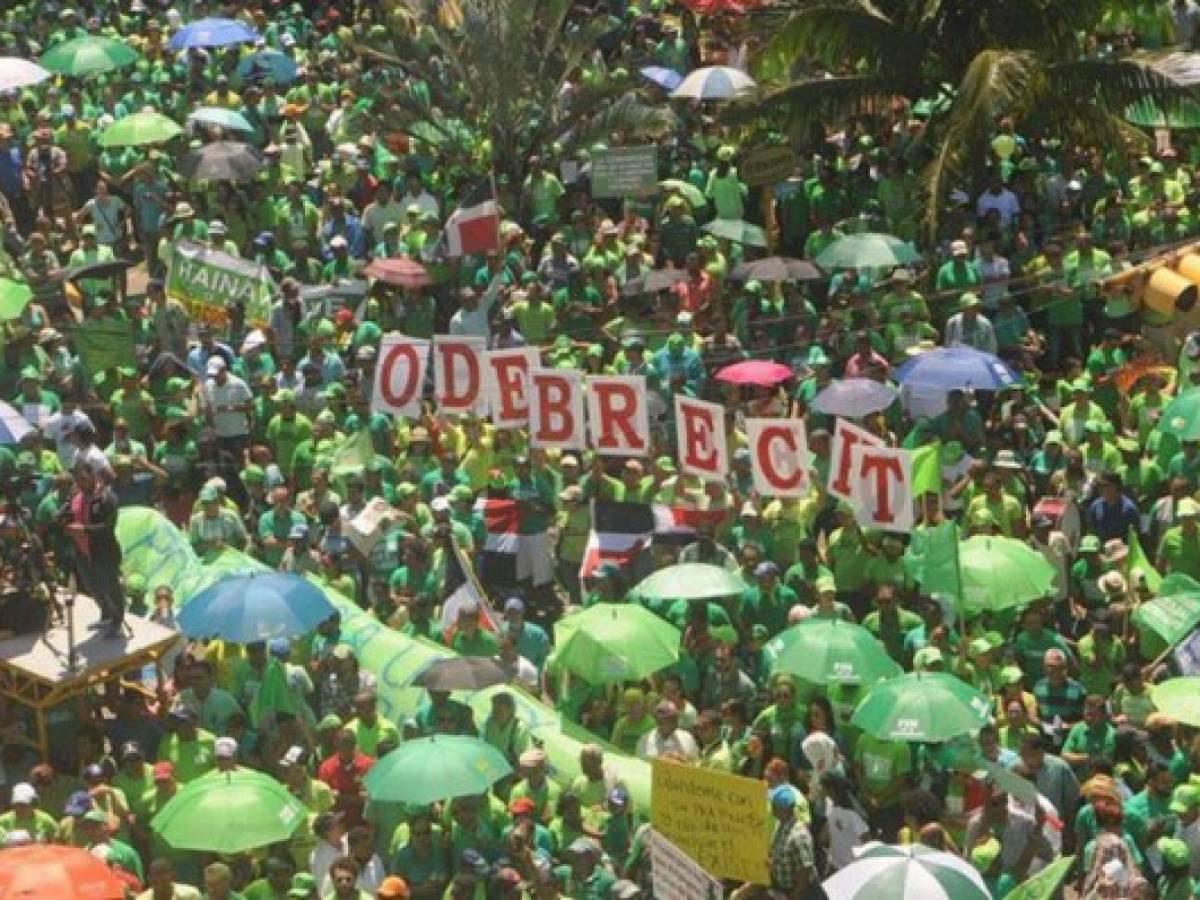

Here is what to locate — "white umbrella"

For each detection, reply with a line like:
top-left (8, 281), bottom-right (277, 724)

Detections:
top-left (0, 58), bottom-right (50, 91)
top-left (0, 401), bottom-right (33, 444)
top-left (823, 843), bottom-right (992, 900)
top-left (811, 378), bottom-right (898, 417)
top-left (671, 65), bottom-right (756, 100)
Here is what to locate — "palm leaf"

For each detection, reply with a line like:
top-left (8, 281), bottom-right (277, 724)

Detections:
top-left (758, 73), bottom-right (899, 130)
top-left (763, 1), bottom-right (904, 75)
top-left (1052, 53), bottom-right (1200, 111)
top-left (920, 49), bottom-right (1035, 241)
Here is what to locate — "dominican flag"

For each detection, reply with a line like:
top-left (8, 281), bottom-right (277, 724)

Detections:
top-left (475, 496), bottom-right (521, 585)
top-left (578, 500), bottom-right (728, 581)
top-left (441, 539), bottom-right (500, 640)
top-left (445, 178), bottom-right (500, 257)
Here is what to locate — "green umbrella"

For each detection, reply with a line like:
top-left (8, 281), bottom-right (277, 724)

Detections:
top-left (659, 178), bottom-right (706, 208)
top-left (814, 232), bottom-right (920, 270)
top-left (97, 111), bottom-right (183, 148)
top-left (552, 603), bottom-right (680, 684)
top-left (632, 562), bottom-right (745, 602)
top-left (0, 278), bottom-right (32, 320)
top-left (1150, 677), bottom-right (1200, 726)
top-left (365, 735), bottom-right (512, 805)
top-left (41, 36), bottom-right (139, 76)
top-left (822, 843), bottom-right (991, 899)
top-left (957, 535), bottom-right (1056, 615)
top-left (1005, 855), bottom-right (1075, 900)
top-left (703, 218), bottom-right (768, 247)
top-left (766, 619), bottom-right (901, 686)
top-left (1157, 388), bottom-right (1200, 441)
top-left (150, 769), bottom-right (305, 853)
top-left (1133, 589), bottom-right (1200, 649)
top-left (851, 673), bottom-right (991, 743)
top-left (1126, 98), bottom-right (1200, 130)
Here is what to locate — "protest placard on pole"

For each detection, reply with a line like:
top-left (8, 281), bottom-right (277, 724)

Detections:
top-left (651, 828), bottom-right (724, 900)
top-left (372, 335), bottom-right (430, 418)
top-left (166, 240), bottom-right (274, 328)
top-left (591, 146), bottom-right (658, 199)
top-left (651, 759), bottom-right (768, 885)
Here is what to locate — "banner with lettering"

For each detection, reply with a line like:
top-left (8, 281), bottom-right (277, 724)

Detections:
top-left (166, 240), bottom-right (274, 328)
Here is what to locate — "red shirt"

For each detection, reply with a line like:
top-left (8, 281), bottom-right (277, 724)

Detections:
top-left (316, 751), bottom-right (374, 796)
top-left (673, 272), bottom-right (714, 314)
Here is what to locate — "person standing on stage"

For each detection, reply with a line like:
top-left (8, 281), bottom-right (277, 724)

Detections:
top-left (67, 462), bottom-right (124, 637)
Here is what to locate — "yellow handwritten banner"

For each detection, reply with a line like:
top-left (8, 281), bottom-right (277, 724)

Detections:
top-left (651, 759), bottom-right (769, 884)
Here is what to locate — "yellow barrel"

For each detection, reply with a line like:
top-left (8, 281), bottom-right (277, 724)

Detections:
top-left (1144, 267), bottom-right (1198, 316)
top-left (1178, 252), bottom-right (1200, 287)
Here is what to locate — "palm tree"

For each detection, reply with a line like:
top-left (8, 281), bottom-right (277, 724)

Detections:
top-left (753, 0), bottom-right (1200, 239)
top-left (356, 0), bottom-right (676, 211)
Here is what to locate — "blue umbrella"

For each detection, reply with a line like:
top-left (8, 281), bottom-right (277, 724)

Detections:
top-left (640, 65), bottom-right (683, 92)
top-left (236, 50), bottom-right (299, 86)
top-left (895, 347), bottom-right (1019, 392)
top-left (168, 18), bottom-right (260, 51)
top-left (812, 378), bottom-right (898, 417)
top-left (178, 573), bottom-right (336, 642)
top-left (188, 106), bottom-right (254, 133)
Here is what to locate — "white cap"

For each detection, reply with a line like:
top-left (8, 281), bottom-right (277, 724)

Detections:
top-left (430, 496), bottom-right (451, 514)
top-left (11, 782), bottom-right (36, 805)
top-left (214, 737), bottom-right (238, 758)
top-left (329, 235), bottom-right (349, 249)
top-left (950, 239), bottom-right (969, 256)
top-left (206, 356), bottom-right (227, 375)
top-left (282, 745), bottom-right (305, 766)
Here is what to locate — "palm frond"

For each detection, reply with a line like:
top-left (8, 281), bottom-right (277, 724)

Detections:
top-left (1052, 53), bottom-right (1200, 111)
top-left (757, 73), bottom-right (900, 130)
top-left (761, 2), bottom-right (903, 75)
top-left (567, 93), bottom-right (680, 149)
top-left (920, 49), bottom-right (1035, 241)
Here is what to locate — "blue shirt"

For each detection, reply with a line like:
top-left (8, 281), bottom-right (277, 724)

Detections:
top-left (1086, 495), bottom-right (1140, 543)
top-left (0, 145), bottom-right (22, 198)
top-left (297, 349), bottom-right (345, 386)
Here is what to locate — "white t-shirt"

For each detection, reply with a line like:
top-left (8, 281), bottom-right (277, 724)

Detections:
top-left (202, 375), bottom-right (253, 438)
top-left (636, 727), bottom-right (699, 763)
top-left (824, 802), bottom-right (870, 871)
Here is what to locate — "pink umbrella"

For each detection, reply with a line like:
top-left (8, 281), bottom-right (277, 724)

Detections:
top-left (716, 360), bottom-right (794, 387)
top-left (362, 258), bottom-right (432, 287)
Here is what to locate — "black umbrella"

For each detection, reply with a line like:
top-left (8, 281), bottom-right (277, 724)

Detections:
top-left (179, 141), bottom-right (264, 182)
top-left (412, 656), bottom-right (509, 691)
top-left (729, 256), bottom-right (821, 283)
top-left (621, 268), bottom-right (688, 297)
top-left (61, 257), bottom-right (135, 282)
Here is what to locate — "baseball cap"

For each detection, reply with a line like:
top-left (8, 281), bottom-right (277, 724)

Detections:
top-left (153, 762), bottom-right (175, 780)
top-left (64, 790), bottom-right (93, 816)
top-left (377, 877), bottom-right (410, 900)
top-left (214, 737), bottom-right (238, 758)
top-left (10, 783), bottom-right (36, 805)
top-left (769, 785), bottom-right (797, 808)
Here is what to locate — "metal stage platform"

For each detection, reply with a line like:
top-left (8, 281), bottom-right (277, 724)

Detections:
top-left (0, 593), bottom-right (180, 757)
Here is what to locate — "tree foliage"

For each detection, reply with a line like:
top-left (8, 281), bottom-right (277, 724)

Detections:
top-left (753, 0), bottom-right (1200, 238)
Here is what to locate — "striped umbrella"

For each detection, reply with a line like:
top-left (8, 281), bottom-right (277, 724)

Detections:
top-left (822, 843), bottom-right (992, 900)
top-left (671, 65), bottom-right (756, 100)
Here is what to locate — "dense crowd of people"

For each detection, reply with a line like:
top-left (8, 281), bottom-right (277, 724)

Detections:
top-left (8, 1), bottom-right (1200, 899)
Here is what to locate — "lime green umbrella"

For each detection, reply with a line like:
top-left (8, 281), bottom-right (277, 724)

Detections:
top-left (1150, 677), bottom-right (1200, 726)
top-left (0, 278), bottom-right (32, 320)
top-left (150, 769), bottom-right (305, 853)
top-left (365, 735), bottom-right (512, 805)
top-left (957, 535), bottom-right (1056, 615)
top-left (659, 178), bottom-right (706, 208)
top-left (632, 562), bottom-right (745, 602)
top-left (703, 218), bottom-right (768, 247)
top-left (552, 602), bottom-right (680, 684)
top-left (815, 232), bottom-right (920, 270)
top-left (766, 619), bottom-right (901, 686)
top-left (1157, 388), bottom-right (1200, 441)
top-left (1126, 98), bottom-right (1200, 130)
top-left (41, 36), bottom-right (139, 76)
top-left (97, 111), bottom-right (183, 148)
top-left (851, 673), bottom-right (991, 743)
